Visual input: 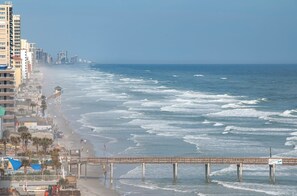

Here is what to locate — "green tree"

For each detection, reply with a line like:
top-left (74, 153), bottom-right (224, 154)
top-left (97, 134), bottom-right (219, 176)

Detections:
top-left (30, 102), bottom-right (37, 113)
top-left (0, 130), bottom-right (10, 156)
top-left (25, 98), bottom-right (31, 111)
top-left (17, 126), bottom-right (29, 133)
top-left (18, 108), bottom-right (25, 115)
top-left (32, 137), bottom-right (41, 153)
top-left (37, 85), bottom-right (42, 93)
top-left (58, 178), bottom-right (69, 189)
top-left (40, 100), bottom-right (47, 117)
top-left (21, 159), bottom-right (31, 175)
top-left (10, 136), bottom-right (21, 156)
top-left (40, 138), bottom-right (53, 154)
top-left (51, 148), bottom-right (61, 175)
top-left (20, 132), bottom-right (31, 152)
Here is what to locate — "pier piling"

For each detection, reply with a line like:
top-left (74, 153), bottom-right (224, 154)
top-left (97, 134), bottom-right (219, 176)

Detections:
top-left (142, 163), bottom-right (146, 180)
top-left (110, 163), bottom-right (114, 184)
top-left (173, 163), bottom-right (178, 181)
top-left (205, 163), bottom-right (211, 183)
top-left (269, 164), bottom-right (276, 184)
top-left (237, 163), bottom-right (243, 182)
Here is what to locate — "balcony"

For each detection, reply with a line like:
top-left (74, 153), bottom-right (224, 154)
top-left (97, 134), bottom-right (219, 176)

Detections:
top-left (0, 84), bottom-right (14, 89)
top-left (0, 69), bottom-right (14, 73)
top-left (3, 122), bottom-right (15, 128)
top-left (3, 114), bottom-right (14, 120)
top-left (0, 100), bottom-right (14, 104)
top-left (4, 107), bottom-right (14, 112)
top-left (0, 92), bottom-right (15, 96)
top-left (0, 77), bottom-right (14, 81)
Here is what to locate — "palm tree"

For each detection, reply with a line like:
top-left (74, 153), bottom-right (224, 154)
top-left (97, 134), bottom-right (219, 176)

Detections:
top-left (25, 98), bottom-right (31, 111)
top-left (32, 137), bottom-right (41, 153)
top-left (51, 148), bottom-right (61, 175)
top-left (30, 102), bottom-right (37, 113)
top-left (18, 126), bottom-right (29, 133)
top-left (0, 130), bottom-right (10, 156)
top-left (58, 178), bottom-right (69, 189)
top-left (40, 138), bottom-right (53, 154)
top-left (20, 132), bottom-right (32, 152)
top-left (10, 136), bottom-right (21, 156)
top-left (21, 159), bottom-right (30, 175)
top-left (18, 108), bottom-right (25, 115)
top-left (40, 100), bottom-right (47, 117)
top-left (37, 85), bottom-right (42, 93)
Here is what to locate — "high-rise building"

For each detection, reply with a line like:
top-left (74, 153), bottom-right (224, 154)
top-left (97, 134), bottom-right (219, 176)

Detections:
top-left (12, 15), bottom-right (22, 89)
top-left (0, 2), bottom-right (15, 132)
top-left (0, 2), bottom-right (13, 68)
top-left (56, 51), bottom-right (68, 64)
top-left (12, 15), bottom-right (20, 56)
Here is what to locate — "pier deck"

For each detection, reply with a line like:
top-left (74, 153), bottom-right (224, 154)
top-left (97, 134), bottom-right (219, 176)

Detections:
top-left (67, 157), bottom-right (297, 184)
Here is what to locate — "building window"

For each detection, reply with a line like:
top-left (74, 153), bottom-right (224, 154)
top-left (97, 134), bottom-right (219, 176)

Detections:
top-left (0, 55), bottom-right (6, 58)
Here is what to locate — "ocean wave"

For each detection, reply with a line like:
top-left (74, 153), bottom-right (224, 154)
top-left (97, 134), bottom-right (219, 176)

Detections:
top-left (279, 109), bottom-right (297, 118)
top-left (221, 103), bottom-right (243, 109)
top-left (208, 108), bottom-right (278, 118)
top-left (120, 78), bottom-right (145, 83)
top-left (202, 120), bottom-right (211, 124)
top-left (213, 122), bottom-right (224, 127)
top-left (213, 180), bottom-right (287, 195)
top-left (193, 74), bottom-right (204, 77)
top-left (224, 125), bottom-right (294, 133)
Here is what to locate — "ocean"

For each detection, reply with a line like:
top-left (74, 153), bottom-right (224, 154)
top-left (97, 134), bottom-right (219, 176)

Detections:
top-left (41, 64), bottom-right (297, 196)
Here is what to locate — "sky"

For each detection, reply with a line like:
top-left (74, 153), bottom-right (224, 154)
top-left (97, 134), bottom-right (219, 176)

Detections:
top-left (10, 0), bottom-right (297, 64)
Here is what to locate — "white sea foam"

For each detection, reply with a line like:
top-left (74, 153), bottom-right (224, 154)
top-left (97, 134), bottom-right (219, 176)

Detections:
top-left (208, 108), bottom-right (278, 118)
top-left (239, 100), bottom-right (261, 105)
top-left (213, 122), bottom-right (224, 127)
top-left (183, 135), bottom-right (210, 151)
top-left (213, 180), bottom-right (290, 195)
top-left (221, 103), bottom-right (243, 109)
top-left (280, 109), bottom-right (297, 118)
top-left (220, 77), bottom-right (228, 80)
top-left (202, 120), bottom-right (211, 124)
top-left (120, 78), bottom-right (145, 83)
top-left (223, 125), bottom-right (294, 133)
top-left (194, 74), bottom-right (204, 77)
top-left (129, 119), bottom-right (211, 138)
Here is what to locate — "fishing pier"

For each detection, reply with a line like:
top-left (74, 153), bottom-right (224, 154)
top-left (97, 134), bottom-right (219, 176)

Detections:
top-left (67, 156), bottom-right (297, 184)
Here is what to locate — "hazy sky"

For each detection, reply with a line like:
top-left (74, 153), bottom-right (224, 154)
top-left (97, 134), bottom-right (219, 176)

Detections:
top-left (11, 0), bottom-right (297, 64)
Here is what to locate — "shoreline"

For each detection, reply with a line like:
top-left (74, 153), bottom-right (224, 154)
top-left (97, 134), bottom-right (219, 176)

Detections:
top-left (43, 73), bottom-right (119, 196)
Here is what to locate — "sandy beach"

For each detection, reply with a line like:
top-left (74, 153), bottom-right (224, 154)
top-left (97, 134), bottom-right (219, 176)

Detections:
top-left (46, 102), bottom-right (119, 196)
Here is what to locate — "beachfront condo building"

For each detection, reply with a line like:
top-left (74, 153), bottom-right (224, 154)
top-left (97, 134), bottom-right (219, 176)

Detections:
top-left (12, 15), bottom-right (22, 89)
top-left (0, 2), bottom-right (16, 132)
top-left (21, 39), bottom-right (35, 81)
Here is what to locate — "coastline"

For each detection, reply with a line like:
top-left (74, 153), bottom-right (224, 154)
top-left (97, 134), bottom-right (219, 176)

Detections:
top-left (43, 73), bottom-right (119, 196)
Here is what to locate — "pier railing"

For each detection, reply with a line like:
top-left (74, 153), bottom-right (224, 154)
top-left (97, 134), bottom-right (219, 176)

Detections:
top-left (66, 156), bottom-right (297, 184)
top-left (75, 157), bottom-right (297, 165)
